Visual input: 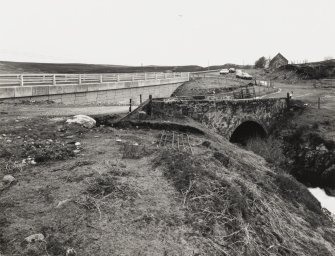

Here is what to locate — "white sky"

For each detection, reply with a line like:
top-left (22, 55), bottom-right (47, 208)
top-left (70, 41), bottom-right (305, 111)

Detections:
top-left (0, 0), bottom-right (334, 66)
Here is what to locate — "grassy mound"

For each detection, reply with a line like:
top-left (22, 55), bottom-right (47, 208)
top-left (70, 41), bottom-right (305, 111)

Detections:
top-left (155, 146), bottom-right (335, 255)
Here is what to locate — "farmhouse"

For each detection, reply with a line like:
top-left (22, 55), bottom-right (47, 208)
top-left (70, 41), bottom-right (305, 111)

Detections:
top-left (269, 53), bottom-right (289, 69)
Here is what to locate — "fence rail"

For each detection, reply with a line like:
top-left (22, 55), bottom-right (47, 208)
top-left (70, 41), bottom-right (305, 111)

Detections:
top-left (0, 72), bottom-right (189, 87)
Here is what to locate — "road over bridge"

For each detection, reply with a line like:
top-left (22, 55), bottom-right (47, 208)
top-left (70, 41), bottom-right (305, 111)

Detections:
top-left (0, 72), bottom-right (189, 105)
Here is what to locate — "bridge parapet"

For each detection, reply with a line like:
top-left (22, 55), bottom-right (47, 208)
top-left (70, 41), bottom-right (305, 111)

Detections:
top-left (0, 72), bottom-right (189, 104)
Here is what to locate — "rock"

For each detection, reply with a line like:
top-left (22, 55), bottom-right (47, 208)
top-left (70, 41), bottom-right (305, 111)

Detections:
top-left (119, 162), bottom-right (127, 168)
top-left (138, 111), bottom-right (147, 120)
top-left (75, 142), bottom-right (81, 147)
top-left (325, 187), bottom-right (335, 197)
top-left (316, 144), bottom-right (328, 152)
top-left (202, 141), bottom-right (211, 148)
top-left (3, 175), bottom-right (15, 185)
top-left (66, 248), bottom-right (77, 256)
top-left (66, 115), bottom-right (96, 128)
top-left (56, 199), bottom-right (71, 208)
top-left (24, 233), bottom-right (45, 243)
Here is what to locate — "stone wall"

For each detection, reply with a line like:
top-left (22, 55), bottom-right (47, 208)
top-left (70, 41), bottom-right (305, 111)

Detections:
top-left (149, 98), bottom-right (288, 138)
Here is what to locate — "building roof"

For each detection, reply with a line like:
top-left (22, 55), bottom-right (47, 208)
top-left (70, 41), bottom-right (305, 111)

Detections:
top-left (270, 53), bottom-right (288, 65)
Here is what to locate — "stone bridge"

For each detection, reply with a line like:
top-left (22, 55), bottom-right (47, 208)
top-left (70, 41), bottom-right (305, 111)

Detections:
top-left (144, 97), bottom-right (288, 142)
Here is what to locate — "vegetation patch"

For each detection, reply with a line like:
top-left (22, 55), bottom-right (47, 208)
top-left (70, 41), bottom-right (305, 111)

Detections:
top-left (155, 149), bottom-right (335, 256)
top-left (245, 136), bottom-right (287, 167)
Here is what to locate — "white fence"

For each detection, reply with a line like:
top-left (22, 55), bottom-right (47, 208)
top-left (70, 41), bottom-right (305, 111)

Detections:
top-left (0, 72), bottom-right (189, 87)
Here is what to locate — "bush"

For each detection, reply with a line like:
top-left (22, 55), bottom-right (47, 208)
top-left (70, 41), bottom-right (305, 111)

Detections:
top-left (245, 137), bottom-right (286, 166)
top-left (255, 56), bottom-right (266, 68)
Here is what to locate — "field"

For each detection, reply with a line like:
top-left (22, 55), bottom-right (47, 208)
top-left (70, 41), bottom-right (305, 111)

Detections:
top-left (0, 61), bottom-right (208, 74)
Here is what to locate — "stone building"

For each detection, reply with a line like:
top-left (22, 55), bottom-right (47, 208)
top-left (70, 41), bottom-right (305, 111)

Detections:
top-left (269, 53), bottom-right (288, 69)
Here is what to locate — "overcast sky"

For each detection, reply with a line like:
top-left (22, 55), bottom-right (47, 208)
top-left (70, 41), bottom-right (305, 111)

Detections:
top-left (0, 0), bottom-right (334, 66)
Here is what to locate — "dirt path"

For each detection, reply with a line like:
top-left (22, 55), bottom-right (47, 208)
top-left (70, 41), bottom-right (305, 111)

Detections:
top-left (0, 103), bottom-right (137, 118)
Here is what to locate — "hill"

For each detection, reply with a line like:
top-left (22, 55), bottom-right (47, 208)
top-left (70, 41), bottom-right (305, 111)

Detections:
top-left (0, 61), bottom-right (205, 74)
top-left (0, 60), bottom-right (255, 74)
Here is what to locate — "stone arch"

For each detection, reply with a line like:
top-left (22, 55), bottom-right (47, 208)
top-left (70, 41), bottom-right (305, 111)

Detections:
top-left (228, 117), bottom-right (268, 145)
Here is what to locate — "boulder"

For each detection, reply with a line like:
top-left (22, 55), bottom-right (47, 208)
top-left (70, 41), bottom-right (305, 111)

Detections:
top-left (3, 175), bottom-right (15, 185)
top-left (66, 115), bottom-right (96, 128)
top-left (66, 248), bottom-right (77, 256)
top-left (24, 233), bottom-right (45, 243)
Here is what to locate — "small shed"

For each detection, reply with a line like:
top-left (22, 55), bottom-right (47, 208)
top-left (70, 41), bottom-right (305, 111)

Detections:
top-left (269, 53), bottom-right (288, 69)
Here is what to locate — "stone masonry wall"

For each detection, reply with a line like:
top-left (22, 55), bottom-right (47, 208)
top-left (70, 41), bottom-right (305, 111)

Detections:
top-left (149, 98), bottom-right (288, 138)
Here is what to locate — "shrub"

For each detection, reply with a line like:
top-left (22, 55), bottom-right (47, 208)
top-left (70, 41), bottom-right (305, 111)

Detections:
top-left (245, 137), bottom-right (286, 166)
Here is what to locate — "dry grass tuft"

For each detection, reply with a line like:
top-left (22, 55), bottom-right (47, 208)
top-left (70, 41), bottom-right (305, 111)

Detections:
top-left (74, 171), bottom-right (137, 220)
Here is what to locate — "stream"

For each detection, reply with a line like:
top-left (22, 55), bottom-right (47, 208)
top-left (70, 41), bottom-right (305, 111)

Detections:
top-left (308, 187), bottom-right (335, 215)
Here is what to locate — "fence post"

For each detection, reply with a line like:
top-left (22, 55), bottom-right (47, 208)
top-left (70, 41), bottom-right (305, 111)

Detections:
top-left (79, 74), bottom-right (82, 85)
top-left (100, 74), bottom-right (103, 83)
top-left (286, 92), bottom-right (290, 108)
top-left (140, 94), bottom-right (142, 104)
top-left (20, 75), bottom-right (24, 86)
top-left (148, 95), bottom-right (152, 116)
top-left (129, 99), bottom-right (132, 113)
top-left (53, 75), bottom-right (56, 85)
top-left (318, 97), bottom-right (321, 109)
